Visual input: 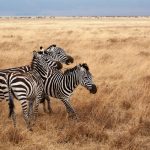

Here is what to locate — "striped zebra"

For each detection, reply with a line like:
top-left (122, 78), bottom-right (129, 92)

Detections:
top-left (45, 44), bottom-right (73, 65)
top-left (0, 44), bottom-right (73, 107)
top-left (0, 66), bottom-right (32, 101)
top-left (7, 51), bottom-right (62, 130)
top-left (43, 63), bottom-right (97, 119)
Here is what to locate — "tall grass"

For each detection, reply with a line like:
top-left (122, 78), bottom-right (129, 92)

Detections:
top-left (0, 17), bottom-right (150, 150)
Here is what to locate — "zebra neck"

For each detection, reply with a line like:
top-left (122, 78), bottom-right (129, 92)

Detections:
top-left (48, 53), bottom-right (55, 59)
top-left (48, 53), bottom-right (61, 62)
top-left (32, 66), bottom-right (48, 81)
top-left (64, 70), bottom-right (80, 92)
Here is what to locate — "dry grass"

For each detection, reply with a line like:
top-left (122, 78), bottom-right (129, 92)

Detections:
top-left (0, 17), bottom-right (150, 150)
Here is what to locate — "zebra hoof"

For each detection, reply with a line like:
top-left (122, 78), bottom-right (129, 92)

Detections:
top-left (48, 109), bottom-right (53, 115)
top-left (32, 122), bottom-right (35, 126)
top-left (68, 114), bottom-right (78, 120)
top-left (28, 128), bottom-right (33, 132)
top-left (43, 109), bottom-right (47, 113)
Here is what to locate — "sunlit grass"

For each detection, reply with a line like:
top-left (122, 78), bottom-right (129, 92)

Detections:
top-left (0, 17), bottom-right (150, 150)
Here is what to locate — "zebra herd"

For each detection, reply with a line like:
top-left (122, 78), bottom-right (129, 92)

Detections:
top-left (0, 44), bottom-right (97, 131)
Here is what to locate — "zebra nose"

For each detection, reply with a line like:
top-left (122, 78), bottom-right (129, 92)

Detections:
top-left (56, 62), bottom-right (63, 70)
top-left (90, 84), bottom-right (97, 94)
top-left (66, 55), bottom-right (74, 65)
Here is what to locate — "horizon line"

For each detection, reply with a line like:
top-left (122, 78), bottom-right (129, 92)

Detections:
top-left (0, 15), bottom-right (150, 18)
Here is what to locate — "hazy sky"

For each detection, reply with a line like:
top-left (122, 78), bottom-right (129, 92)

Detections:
top-left (0, 0), bottom-right (150, 16)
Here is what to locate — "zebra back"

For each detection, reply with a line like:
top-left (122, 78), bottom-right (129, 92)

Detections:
top-left (0, 65), bottom-right (31, 73)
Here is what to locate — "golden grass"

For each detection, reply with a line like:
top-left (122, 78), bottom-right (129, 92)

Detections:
top-left (0, 17), bottom-right (150, 150)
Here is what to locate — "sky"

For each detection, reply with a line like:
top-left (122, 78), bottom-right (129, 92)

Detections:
top-left (0, 0), bottom-right (150, 16)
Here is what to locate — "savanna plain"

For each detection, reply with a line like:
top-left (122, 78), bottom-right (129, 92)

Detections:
top-left (0, 17), bottom-right (150, 150)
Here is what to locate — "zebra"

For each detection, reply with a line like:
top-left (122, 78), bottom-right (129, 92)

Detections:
top-left (44, 44), bottom-right (74, 65)
top-left (43, 63), bottom-right (97, 119)
top-left (0, 44), bottom-right (74, 109)
top-left (0, 44), bottom-right (73, 73)
top-left (0, 66), bottom-right (32, 101)
top-left (7, 51), bottom-right (62, 130)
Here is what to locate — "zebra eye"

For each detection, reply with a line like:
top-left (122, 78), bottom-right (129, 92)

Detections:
top-left (57, 52), bottom-right (60, 54)
top-left (44, 51), bottom-right (48, 55)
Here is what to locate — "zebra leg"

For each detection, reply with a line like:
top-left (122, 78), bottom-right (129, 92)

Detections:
top-left (20, 100), bottom-right (32, 131)
top-left (40, 97), bottom-right (47, 113)
top-left (8, 95), bottom-right (17, 128)
top-left (61, 99), bottom-right (77, 119)
top-left (33, 98), bottom-right (40, 124)
top-left (43, 99), bottom-right (47, 113)
top-left (8, 102), bottom-right (16, 128)
top-left (45, 95), bottom-right (53, 114)
top-left (28, 100), bottom-right (34, 127)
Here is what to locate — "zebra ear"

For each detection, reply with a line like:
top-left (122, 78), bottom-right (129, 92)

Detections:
top-left (78, 64), bottom-right (83, 70)
top-left (82, 63), bottom-right (89, 71)
top-left (33, 51), bottom-right (37, 55)
top-left (33, 51), bottom-right (38, 57)
top-left (51, 44), bottom-right (56, 47)
top-left (80, 66), bottom-right (85, 72)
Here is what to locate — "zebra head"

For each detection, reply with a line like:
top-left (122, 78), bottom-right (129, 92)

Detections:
top-left (44, 44), bottom-right (74, 65)
top-left (32, 51), bottom-right (62, 71)
top-left (79, 63), bottom-right (97, 94)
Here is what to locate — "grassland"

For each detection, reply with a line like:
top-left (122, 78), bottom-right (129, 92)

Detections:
top-left (0, 17), bottom-right (150, 150)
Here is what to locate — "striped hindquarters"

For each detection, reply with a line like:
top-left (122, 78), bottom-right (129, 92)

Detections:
top-left (0, 65), bottom-right (31, 101)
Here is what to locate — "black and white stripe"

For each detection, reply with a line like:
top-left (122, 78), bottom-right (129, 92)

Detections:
top-left (44, 63), bottom-right (97, 119)
top-left (0, 66), bottom-right (32, 100)
top-left (0, 44), bottom-right (73, 102)
top-left (0, 65), bottom-right (31, 73)
top-left (7, 51), bottom-right (61, 130)
top-left (45, 44), bottom-right (73, 65)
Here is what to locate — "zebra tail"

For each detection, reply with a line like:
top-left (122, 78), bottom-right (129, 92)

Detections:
top-left (8, 94), bottom-right (15, 118)
top-left (7, 73), bottom-right (15, 118)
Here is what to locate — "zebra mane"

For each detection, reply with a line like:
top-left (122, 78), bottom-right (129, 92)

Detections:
top-left (64, 66), bottom-right (78, 74)
top-left (46, 44), bottom-right (56, 50)
top-left (64, 63), bottom-right (89, 74)
top-left (30, 54), bottom-right (37, 69)
top-left (31, 52), bottom-right (43, 69)
top-left (31, 50), bottom-right (49, 67)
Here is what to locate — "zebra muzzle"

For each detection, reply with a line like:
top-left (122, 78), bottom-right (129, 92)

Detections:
top-left (90, 84), bottom-right (97, 94)
top-left (56, 62), bottom-right (63, 70)
top-left (65, 55), bottom-right (74, 65)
